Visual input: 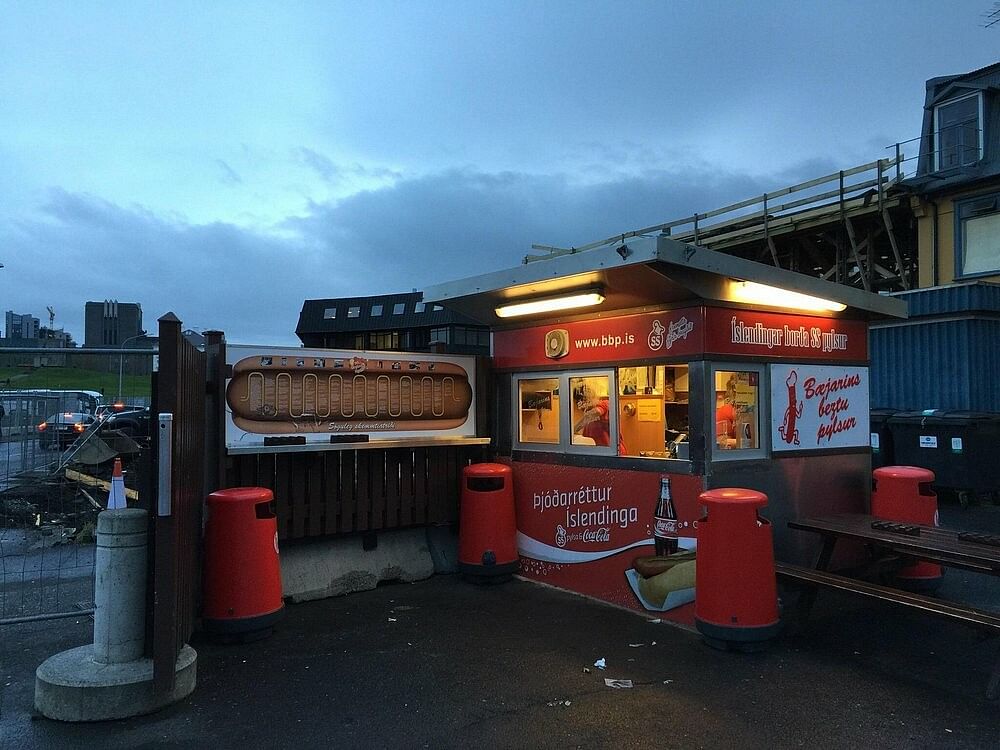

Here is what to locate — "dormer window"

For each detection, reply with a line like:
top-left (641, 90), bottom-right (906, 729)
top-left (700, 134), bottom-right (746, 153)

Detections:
top-left (934, 92), bottom-right (983, 171)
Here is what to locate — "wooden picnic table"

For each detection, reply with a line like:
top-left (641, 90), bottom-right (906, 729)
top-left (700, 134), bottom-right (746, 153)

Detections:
top-left (778, 512), bottom-right (1000, 700)
top-left (787, 513), bottom-right (1000, 575)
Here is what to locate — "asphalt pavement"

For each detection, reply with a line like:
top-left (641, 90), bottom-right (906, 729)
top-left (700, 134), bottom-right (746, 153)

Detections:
top-left (2, 558), bottom-right (999, 749)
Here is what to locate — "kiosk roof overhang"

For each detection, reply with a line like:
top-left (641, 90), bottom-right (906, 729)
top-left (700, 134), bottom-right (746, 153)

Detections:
top-left (424, 236), bottom-right (908, 324)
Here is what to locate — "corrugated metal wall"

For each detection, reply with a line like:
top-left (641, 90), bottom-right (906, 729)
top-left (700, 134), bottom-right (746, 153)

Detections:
top-left (897, 282), bottom-right (1000, 317)
top-left (870, 317), bottom-right (1000, 411)
top-left (871, 283), bottom-right (1000, 411)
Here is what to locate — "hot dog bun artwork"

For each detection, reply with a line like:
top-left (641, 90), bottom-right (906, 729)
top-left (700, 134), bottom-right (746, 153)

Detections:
top-left (226, 354), bottom-right (473, 434)
top-left (623, 542), bottom-right (697, 612)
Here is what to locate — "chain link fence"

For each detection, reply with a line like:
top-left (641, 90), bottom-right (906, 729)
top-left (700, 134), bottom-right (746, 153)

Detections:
top-left (0, 350), bottom-right (154, 624)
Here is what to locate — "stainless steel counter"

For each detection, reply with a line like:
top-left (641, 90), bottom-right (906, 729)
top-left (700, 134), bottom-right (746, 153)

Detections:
top-left (227, 436), bottom-right (491, 455)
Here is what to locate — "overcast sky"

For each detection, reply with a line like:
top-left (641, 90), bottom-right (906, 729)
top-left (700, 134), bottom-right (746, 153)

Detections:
top-left (1, 2), bottom-right (997, 345)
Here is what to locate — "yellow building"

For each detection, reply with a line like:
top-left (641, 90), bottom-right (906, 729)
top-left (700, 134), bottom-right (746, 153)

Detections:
top-left (903, 62), bottom-right (1000, 287)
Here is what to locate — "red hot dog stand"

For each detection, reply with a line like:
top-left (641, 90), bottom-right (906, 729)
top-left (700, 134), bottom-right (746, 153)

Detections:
top-left (426, 236), bottom-right (906, 626)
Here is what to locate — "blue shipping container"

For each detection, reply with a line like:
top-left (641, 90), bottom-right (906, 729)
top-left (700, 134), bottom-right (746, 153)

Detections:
top-left (869, 282), bottom-right (1000, 412)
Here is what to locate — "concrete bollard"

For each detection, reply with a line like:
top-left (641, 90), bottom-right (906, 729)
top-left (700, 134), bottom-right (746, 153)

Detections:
top-left (93, 508), bottom-right (148, 664)
top-left (35, 504), bottom-right (197, 721)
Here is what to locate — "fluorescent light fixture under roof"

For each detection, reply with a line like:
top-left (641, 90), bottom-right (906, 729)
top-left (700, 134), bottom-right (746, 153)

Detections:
top-left (495, 289), bottom-right (605, 318)
top-left (729, 280), bottom-right (847, 313)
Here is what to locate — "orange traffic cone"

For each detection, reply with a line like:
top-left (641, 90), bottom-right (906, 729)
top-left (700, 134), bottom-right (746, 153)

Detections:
top-left (107, 458), bottom-right (127, 510)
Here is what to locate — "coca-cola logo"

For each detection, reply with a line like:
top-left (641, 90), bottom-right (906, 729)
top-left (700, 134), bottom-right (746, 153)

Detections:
top-left (583, 528), bottom-right (611, 543)
top-left (654, 518), bottom-right (678, 535)
top-left (558, 526), bottom-right (612, 545)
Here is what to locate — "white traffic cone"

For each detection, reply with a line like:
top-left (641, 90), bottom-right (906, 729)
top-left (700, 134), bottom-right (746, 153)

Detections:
top-left (107, 458), bottom-right (127, 509)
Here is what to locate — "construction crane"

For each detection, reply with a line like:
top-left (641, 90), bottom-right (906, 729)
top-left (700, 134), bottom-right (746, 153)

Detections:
top-left (46, 306), bottom-right (55, 327)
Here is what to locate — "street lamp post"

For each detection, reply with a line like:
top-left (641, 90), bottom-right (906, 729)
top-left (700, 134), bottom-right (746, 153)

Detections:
top-left (117, 333), bottom-right (146, 402)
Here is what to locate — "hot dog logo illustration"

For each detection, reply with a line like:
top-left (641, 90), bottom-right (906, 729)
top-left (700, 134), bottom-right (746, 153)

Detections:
top-left (226, 355), bottom-right (473, 433)
top-left (648, 317), bottom-right (694, 352)
top-left (647, 320), bottom-right (665, 350)
top-left (778, 370), bottom-right (802, 445)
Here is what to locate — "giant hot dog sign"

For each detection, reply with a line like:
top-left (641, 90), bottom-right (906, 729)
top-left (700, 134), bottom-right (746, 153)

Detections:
top-left (224, 345), bottom-right (476, 447)
top-left (769, 363), bottom-right (869, 451)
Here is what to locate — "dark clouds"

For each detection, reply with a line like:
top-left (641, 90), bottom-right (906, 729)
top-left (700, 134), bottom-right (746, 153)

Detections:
top-left (5, 189), bottom-right (317, 344)
top-left (4, 159), bottom-right (831, 344)
top-left (287, 158), bottom-right (842, 295)
top-left (1, 3), bottom-right (994, 355)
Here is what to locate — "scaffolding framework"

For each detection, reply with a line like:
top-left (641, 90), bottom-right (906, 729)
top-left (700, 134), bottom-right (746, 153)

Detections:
top-left (527, 156), bottom-right (916, 293)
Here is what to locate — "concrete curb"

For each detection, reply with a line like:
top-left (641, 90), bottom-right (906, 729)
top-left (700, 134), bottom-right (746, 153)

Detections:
top-left (281, 528), bottom-right (437, 603)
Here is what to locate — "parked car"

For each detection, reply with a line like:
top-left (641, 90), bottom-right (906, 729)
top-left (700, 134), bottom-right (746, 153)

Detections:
top-left (37, 412), bottom-right (96, 449)
top-left (96, 402), bottom-right (144, 420)
top-left (99, 406), bottom-right (151, 438)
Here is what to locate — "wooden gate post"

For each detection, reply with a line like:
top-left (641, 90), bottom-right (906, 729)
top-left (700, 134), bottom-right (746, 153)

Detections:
top-left (203, 330), bottom-right (227, 496)
top-left (152, 313), bottom-right (206, 696)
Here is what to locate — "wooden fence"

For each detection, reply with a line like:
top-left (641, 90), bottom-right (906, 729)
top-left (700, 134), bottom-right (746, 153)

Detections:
top-left (226, 444), bottom-right (486, 541)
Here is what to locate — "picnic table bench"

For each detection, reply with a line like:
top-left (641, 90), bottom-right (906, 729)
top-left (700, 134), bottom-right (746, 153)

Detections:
top-left (777, 513), bottom-right (1000, 700)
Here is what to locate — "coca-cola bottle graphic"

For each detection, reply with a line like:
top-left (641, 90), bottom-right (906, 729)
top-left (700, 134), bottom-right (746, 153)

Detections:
top-left (653, 476), bottom-right (679, 556)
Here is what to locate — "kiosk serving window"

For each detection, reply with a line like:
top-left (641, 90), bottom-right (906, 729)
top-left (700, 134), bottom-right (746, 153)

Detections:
top-left (569, 374), bottom-right (613, 447)
top-left (514, 371), bottom-right (617, 455)
top-left (710, 364), bottom-right (767, 460)
top-left (514, 365), bottom-right (691, 460)
top-left (518, 377), bottom-right (560, 445)
top-left (617, 365), bottom-right (690, 459)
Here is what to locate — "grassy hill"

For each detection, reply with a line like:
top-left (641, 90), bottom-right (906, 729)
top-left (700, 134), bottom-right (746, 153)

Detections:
top-left (0, 366), bottom-right (152, 399)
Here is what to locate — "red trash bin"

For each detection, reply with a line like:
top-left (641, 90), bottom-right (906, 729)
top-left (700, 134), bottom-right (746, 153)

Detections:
top-left (695, 488), bottom-right (781, 651)
top-left (871, 465), bottom-right (943, 591)
top-left (458, 463), bottom-right (518, 582)
top-left (203, 487), bottom-right (284, 635)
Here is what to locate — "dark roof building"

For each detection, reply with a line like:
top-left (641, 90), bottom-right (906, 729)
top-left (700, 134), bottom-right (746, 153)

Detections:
top-left (897, 62), bottom-right (1000, 287)
top-left (296, 292), bottom-right (490, 355)
top-left (904, 60), bottom-right (1000, 198)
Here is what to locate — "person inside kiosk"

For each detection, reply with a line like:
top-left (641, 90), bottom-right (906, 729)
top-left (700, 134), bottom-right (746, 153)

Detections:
top-left (516, 361), bottom-right (762, 460)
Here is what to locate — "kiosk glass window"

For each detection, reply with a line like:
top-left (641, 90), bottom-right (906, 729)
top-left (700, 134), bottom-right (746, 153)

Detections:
top-left (518, 377), bottom-right (560, 445)
top-left (513, 368), bottom-right (690, 460)
top-left (711, 366), bottom-right (765, 458)
top-left (513, 371), bottom-right (618, 455)
top-left (569, 374), bottom-right (612, 448)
